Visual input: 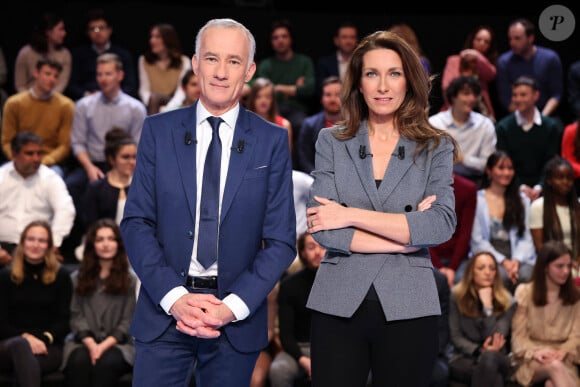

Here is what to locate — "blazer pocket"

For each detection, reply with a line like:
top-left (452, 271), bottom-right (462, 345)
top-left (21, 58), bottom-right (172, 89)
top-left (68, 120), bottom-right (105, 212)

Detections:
top-left (407, 256), bottom-right (433, 267)
top-left (244, 166), bottom-right (269, 179)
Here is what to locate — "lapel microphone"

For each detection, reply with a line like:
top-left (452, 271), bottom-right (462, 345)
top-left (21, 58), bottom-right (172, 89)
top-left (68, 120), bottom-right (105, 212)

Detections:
top-left (232, 140), bottom-right (245, 153)
top-left (359, 145), bottom-right (373, 159)
top-left (393, 146), bottom-right (405, 160)
top-left (184, 131), bottom-right (193, 145)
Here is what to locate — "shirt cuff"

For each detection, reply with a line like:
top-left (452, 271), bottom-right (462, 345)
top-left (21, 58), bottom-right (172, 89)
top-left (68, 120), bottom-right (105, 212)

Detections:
top-left (223, 293), bottom-right (250, 321)
top-left (160, 286), bottom-right (189, 315)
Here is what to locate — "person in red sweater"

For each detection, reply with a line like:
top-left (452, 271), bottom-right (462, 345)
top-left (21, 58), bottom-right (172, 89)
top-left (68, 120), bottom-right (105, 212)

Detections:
top-left (429, 173), bottom-right (478, 288)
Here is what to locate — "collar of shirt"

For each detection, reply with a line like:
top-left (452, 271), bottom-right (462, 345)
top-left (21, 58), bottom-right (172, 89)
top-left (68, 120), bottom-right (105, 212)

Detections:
top-left (442, 108), bottom-right (475, 129)
top-left (28, 88), bottom-right (53, 101)
top-left (92, 41), bottom-right (112, 55)
top-left (98, 90), bottom-right (122, 105)
top-left (515, 107), bottom-right (542, 132)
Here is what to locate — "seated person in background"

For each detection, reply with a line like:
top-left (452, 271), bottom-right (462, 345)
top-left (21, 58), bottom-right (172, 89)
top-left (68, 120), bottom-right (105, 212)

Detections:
top-left (0, 132), bottom-right (76, 265)
top-left (429, 75), bottom-right (497, 187)
top-left (269, 232), bottom-right (325, 387)
top-left (162, 69), bottom-right (200, 111)
top-left (430, 269), bottom-right (451, 387)
top-left (560, 117), bottom-right (580, 195)
top-left (429, 172), bottom-right (477, 287)
top-left (245, 77), bottom-right (293, 152)
top-left (448, 251), bottom-right (516, 387)
top-left (62, 218), bottom-right (136, 387)
top-left (75, 128), bottom-right (137, 261)
top-left (495, 75), bottom-right (561, 202)
top-left (2, 57), bottom-right (74, 177)
top-left (296, 75), bottom-right (343, 174)
top-left (529, 156), bottom-right (580, 286)
top-left (67, 7), bottom-right (137, 100)
top-left (471, 151), bottom-right (536, 292)
top-left (511, 240), bottom-right (580, 386)
top-left (0, 220), bottom-right (73, 385)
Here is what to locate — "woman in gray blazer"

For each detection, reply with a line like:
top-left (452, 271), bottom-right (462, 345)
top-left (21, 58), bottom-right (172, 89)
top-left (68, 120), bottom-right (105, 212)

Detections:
top-left (305, 30), bottom-right (458, 387)
top-left (62, 218), bottom-right (136, 387)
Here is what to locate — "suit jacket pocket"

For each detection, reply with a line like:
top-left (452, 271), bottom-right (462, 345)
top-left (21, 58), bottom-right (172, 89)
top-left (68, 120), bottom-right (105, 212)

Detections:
top-left (244, 166), bottom-right (269, 179)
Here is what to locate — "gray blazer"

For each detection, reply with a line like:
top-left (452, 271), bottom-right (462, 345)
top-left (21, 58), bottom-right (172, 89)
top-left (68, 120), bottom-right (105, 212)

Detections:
top-left (306, 122), bottom-right (456, 321)
top-left (61, 271), bottom-right (137, 369)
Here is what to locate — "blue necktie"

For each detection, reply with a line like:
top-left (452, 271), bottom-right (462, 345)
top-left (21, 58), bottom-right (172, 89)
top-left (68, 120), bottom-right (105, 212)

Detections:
top-left (197, 116), bottom-right (222, 269)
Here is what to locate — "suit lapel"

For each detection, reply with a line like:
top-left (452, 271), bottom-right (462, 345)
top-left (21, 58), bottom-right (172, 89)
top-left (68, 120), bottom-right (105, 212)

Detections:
top-left (221, 108), bottom-right (255, 221)
top-left (173, 106), bottom-right (198, 221)
top-left (346, 124), bottom-right (383, 211)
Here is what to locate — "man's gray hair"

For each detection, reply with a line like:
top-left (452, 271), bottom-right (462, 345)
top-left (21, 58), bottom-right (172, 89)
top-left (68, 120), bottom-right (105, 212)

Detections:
top-left (194, 18), bottom-right (256, 72)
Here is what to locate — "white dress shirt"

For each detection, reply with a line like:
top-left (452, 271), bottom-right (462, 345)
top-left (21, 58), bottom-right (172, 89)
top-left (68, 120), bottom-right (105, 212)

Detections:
top-left (160, 102), bottom-right (249, 321)
top-left (0, 162), bottom-right (76, 247)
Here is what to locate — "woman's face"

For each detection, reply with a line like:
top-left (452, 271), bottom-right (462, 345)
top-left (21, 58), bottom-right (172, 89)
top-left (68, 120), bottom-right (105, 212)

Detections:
top-left (487, 157), bottom-right (515, 188)
top-left (300, 234), bottom-right (326, 270)
top-left (472, 253), bottom-right (497, 288)
top-left (253, 85), bottom-right (274, 117)
top-left (23, 226), bottom-right (50, 264)
top-left (93, 227), bottom-right (118, 261)
top-left (548, 164), bottom-right (574, 197)
top-left (546, 253), bottom-right (572, 287)
top-left (111, 144), bottom-right (137, 177)
top-left (149, 27), bottom-right (166, 54)
top-left (359, 48), bottom-right (407, 121)
top-left (472, 28), bottom-right (492, 54)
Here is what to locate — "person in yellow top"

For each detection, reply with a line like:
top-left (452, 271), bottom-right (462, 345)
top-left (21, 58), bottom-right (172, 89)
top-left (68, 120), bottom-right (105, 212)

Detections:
top-left (2, 57), bottom-right (74, 177)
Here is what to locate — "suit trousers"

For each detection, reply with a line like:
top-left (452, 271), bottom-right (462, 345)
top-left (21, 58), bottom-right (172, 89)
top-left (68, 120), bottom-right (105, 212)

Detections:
top-left (310, 298), bottom-right (439, 387)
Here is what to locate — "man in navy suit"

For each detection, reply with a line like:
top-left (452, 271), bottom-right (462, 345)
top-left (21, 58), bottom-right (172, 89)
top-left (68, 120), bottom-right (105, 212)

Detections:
top-left (121, 18), bottom-right (296, 387)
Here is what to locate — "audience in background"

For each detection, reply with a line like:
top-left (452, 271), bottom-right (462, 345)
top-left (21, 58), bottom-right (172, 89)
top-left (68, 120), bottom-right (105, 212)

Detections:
top-left (62, 52), bottom-right (145, 263)
top-left (429, 75), bottom-right (497, 187)
top-left (430, 269), bottom-right (451, 387)
top-left (560, 117), bottom-right (580, 194)
top-left (429, 173), bottom-right (477, 288)
top-left (255, 18), bottom-right (316, 161)
top-left (296, 75), bottom-right (342, 174)
top-left (441, 25), bottom-right (498, 121)
top-left (387, 22), bottom-right (431, 74)
top-left (496, 18), bottom-right (563, 118)
top-left (315, 21), bottom-right (358, 98)
top-left (0, 46), bottom-right (8, 115)
top-left (511, 240), bottom-right (580, 386)
top-left (2, 57), bottom-right (74, 177)
top-left (448, 251), bottom-right (516, 387)
top-left (162, 69), bottom-right (199, 111)
top-left (0, 220), bottom-right (73, 386)
top-left (0, 132), bottom-right (76, 264)
top-left (495, 75), bottom-right (562, 202)
top-left (75, 128), bottom-right (137, 261)
top-left (67, 7), bottom-right (138, 101)
top-left (138, 23), bottom-right (190, 115)
top-left (14, 12), bottom-right (71, 95)
top-left (245, 77), bottom-right (293, 152)
top-left (471, 151), bottom-right (536, 292)
top-left (269, 232), bottom-right (324, 387)
top-left (529, 156), bottom-right (580, 285)
top-left (568, 59), bottom-right (580, 120)
top-left (62, 218), bottom-right (136, 387)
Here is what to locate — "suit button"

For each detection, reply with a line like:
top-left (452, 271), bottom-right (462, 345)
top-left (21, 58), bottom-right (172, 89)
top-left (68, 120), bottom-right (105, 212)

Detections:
top-left (404, 205), bottom-right (413, 212)
top-left (186, 230), bottom-right (193, 238)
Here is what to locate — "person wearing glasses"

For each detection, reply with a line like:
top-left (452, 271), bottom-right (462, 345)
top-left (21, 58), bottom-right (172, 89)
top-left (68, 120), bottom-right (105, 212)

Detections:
top-left (67, 8), bottom-right (138, 101)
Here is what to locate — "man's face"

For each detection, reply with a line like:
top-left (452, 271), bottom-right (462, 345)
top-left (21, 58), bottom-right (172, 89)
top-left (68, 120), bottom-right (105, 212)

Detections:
top-left (192, 26), bottom-right (255, 114)
top-left (33, 64), bottom-right (60, 94)
top-left (13, 142), bottom-right (42, 178)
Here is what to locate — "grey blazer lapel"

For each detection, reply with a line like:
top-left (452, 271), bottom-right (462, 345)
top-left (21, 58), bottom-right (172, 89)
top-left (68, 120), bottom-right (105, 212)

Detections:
top-left (346, 124), bottom-right (383, 211)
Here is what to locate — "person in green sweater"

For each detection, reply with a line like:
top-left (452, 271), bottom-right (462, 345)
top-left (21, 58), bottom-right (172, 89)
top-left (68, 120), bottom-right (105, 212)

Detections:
top-left (254, 19), bottom-right (316, 166)
top-left (496, 75), bottom-right (562, 202)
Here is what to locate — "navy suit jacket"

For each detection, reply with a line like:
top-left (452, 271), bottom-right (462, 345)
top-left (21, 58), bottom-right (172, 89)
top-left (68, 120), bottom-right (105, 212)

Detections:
top-left (296, 111), bottom-right (326, 174)
top-left (121, 103), bottom-right (296, 352)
